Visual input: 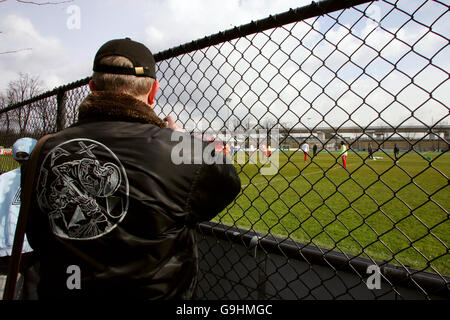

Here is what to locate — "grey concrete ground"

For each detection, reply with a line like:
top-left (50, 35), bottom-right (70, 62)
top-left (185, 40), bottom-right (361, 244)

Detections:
top-left (0, 275), bottom-right (6, 299)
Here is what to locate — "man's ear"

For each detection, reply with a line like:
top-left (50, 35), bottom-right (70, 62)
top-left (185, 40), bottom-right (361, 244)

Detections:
top-left (147, 80), bottom-right (159, 106)
top-left (89, 80), bottom-right (96, 92)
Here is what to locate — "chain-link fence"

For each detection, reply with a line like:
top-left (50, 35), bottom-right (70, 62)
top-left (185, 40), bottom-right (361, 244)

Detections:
top-left (0, 0), bottom-right (449, 299)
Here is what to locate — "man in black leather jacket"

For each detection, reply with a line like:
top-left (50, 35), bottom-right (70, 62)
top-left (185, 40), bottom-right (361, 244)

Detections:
top-left (25, 38), bottom-right (241, 299)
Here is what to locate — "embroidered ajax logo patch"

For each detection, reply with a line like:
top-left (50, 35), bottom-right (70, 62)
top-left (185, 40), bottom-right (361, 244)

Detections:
top-left (37, 139), bottom-right (129, 240)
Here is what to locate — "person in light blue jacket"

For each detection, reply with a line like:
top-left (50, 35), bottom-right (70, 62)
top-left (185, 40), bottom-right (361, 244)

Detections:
top-left (0, 137), bottom-right (37, 298)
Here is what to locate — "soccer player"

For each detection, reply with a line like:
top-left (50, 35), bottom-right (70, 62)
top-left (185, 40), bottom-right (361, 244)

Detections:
top-left (340, 141), bottom-right (348, 169)
top-left (0, 138), bottom-right (37, 299)
top-left (313, 144), bottom-right (318, 157)
top-left (301, 143), bottom-right (310, 162)
top-left (368, 144), bottom-right (374, 159)
top-left (394, 144), bottom-right (399, 163)
top-left (260, 144), bottom-right (268, 160)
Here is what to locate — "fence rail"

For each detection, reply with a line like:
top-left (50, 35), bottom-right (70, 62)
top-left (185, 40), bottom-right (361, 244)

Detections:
top-left (1, 0), bottom-right (449, 299)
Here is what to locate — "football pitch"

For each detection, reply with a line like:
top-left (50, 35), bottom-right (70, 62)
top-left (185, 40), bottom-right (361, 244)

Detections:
top-left (216, 150), bottom-right (450, 276)
top-left (1, 150), bottom-right (449, 275)
top-left (0, 154), bottom-right (18, 172)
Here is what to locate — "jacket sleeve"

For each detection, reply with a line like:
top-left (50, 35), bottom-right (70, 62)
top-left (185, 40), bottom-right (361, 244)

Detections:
top-left (186, 152), bottom-right (241, 224)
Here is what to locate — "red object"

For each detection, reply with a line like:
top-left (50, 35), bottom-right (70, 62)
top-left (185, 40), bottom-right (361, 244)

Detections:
top-left (148, 80), bottom-right (159, 105)
top-left (223, 144), bottom-right (230, 157)
top-left (342, 155), bottom-right (347, 169)
top-left (304, 152), bottom-right (308, 162)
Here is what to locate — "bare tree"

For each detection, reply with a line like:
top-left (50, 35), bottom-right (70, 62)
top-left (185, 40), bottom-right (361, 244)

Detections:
top-left (261, 118), bottom-right (277, 131)
top-left (242, 116), bottom-right (254, 131)
top-left (0, 93), bottom-right (6, 109)
top-left (5, 73), bottom-right (43, 134)
top-left (32, 98), bottom-right (56, 134)
top-left (230, 118), bottom-right (246, 132)
top-left (260, 118), bottom-right (278, 147)
top-left (6, 73), bottom-right (41, 103)
top-left (0, 94), bottom-right (11, 136)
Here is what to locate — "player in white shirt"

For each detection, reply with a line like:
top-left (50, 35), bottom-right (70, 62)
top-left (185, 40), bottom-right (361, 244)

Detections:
top-left (301, 143), bottom-right (310, 162)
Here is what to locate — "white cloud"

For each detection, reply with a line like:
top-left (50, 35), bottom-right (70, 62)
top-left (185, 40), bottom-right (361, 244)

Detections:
top-left (0, 14), bottom-right (88, 93)
top-left (143, 0), bottom-right (309, 52)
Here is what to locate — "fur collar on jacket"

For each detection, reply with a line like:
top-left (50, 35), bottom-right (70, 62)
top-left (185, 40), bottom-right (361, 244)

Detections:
top-left (78, 91), bottom-right (166, 128)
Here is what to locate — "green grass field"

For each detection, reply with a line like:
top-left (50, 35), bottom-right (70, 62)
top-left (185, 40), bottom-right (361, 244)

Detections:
top-left (1, 150), bottom-right (448, 275)
top-left (215, 150), bottom-right (450, 276)
top-left (0, 154), bottom-right (18, 172)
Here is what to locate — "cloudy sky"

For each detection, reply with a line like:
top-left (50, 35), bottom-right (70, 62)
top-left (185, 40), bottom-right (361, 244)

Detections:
top-left (0, 0), bottom-right (310, 91)
top-left (0, 0), bottom-right (448, 130)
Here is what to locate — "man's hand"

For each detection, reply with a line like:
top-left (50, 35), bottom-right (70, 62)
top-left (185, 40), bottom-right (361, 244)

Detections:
top-left (164, 116), bottom-right (184, 132)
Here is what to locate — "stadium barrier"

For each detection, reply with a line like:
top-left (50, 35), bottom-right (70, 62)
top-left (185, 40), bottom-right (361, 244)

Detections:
top-left (0, 0), bottom-right (448, 299)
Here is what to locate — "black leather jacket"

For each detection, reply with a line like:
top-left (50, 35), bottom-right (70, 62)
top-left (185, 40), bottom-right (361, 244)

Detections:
top-left (25, 91), bottom-right (241, 299)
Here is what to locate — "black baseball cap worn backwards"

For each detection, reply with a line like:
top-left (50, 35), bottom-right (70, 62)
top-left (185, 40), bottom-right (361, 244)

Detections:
top-left (93, 37), bottom-right (156, 78)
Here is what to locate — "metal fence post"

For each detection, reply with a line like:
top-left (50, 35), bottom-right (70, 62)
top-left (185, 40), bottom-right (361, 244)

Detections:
top-left (56, 89), bottom-right (67, 132)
